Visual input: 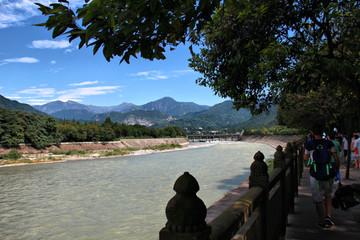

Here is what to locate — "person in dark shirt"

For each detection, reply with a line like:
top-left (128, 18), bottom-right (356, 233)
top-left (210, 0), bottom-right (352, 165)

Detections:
top-left (304, 124), bottom-right (340, 228)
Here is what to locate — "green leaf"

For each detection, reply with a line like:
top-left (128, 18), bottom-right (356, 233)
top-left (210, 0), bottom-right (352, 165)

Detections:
top-left (52, 25), bottom-right (67, 38)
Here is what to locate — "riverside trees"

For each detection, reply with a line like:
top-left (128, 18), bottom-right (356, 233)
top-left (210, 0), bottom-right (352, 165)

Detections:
top-left (0, 108), bottom-right (186, 148)
top-left (35, 0), bottom-right (360, 131)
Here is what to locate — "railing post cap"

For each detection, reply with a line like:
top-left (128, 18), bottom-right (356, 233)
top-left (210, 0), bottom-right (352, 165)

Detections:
top-left (173, 171), bottom-right (200, 194)
top-left (254, 151), bottom-right (265, 161)
top-left (249, 151), bottom-right (269, 189)
top-left (161, 172), bottom-right (209, 238)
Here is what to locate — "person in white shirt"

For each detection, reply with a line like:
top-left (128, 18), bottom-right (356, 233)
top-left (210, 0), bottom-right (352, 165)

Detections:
top-left (340, 133), bottom-right (349, 163)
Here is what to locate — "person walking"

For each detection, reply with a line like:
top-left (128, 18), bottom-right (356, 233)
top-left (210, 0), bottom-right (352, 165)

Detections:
top-left (329, 132), bottom-right (342, 186)
top-left (351, 133), bottom-right (359, 169)
top-left (340, 133), bottom-right (349, 164)
top-left (304, 124), bottom-right (340, 229)
top-left (353, 133), bottom-right (360, 169)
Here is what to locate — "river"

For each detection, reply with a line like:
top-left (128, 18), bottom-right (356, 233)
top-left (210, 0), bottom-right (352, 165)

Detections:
top-left (0, 141), bottom-right (275, 240)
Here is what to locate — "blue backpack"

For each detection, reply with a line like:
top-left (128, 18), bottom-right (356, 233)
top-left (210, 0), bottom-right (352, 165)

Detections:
top-left (308, 140), bottom-right (337, 180)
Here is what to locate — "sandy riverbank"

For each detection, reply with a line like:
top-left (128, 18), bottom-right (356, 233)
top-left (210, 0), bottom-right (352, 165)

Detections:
top-left (0, 138), bottom-right (190, 167)
top-left (0, 136), bottom-right (302, 167)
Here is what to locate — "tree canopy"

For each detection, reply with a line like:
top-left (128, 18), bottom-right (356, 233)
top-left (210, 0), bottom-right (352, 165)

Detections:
top-left (0, 108), bottom-right (186, 149)
top-left (35, 0), bottom-right (220, 63)
top-left (35, 0), bottom-right (360, 130)
top-left (190, 0), bottom-right (360, 114)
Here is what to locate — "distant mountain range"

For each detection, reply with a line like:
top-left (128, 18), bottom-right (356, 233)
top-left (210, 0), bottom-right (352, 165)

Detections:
top-left (0, 95), bottom-right (277, 130)
top-left (33, 97), bottom-right (210, 117)
top-left (0, 95), bottom-right (44, 115)
top-left (33, 100), bottom-right (136, 115)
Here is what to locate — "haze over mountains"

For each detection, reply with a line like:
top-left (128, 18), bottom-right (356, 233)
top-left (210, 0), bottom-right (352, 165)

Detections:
top-left (33, 97), bottom-right (210, 117)
top-left (0, 95), bottom-right (276, 130)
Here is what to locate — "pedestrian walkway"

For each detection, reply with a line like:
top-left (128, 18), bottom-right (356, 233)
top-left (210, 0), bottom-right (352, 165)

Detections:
top-left (286, 165), bottom-right (360, 239)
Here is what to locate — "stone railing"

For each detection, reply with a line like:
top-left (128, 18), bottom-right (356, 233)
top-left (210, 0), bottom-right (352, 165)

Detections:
top-left (159, 139), bottom-right (304, 240)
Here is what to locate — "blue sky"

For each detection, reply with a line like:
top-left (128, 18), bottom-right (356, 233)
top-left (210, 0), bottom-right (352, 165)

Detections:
top-left (0, 0), bottom-right (227, 107)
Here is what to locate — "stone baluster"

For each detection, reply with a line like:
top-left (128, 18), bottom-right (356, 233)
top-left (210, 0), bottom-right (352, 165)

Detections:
top-left (249, 151), bottom-right (269, 189)
top-left (274, 145), bottom-right (286, 169)
top-left (284, 142), bottom-right (294, 160)
top-left (159, 172), bottom-right (210, 240)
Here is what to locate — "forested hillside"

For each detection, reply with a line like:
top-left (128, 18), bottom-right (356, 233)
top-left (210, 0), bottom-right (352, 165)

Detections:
top-left (0, 95), bottom-right (45, 115)
top-left (0, 108), bottom-right (186, 149)
top-left (92, 110), bottom-right (171, 126)
top-left (153, 101), bottom-right (253, 131)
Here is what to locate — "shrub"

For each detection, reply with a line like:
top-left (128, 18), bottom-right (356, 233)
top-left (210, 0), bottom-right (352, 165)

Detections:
top-left (5, 148), bottom-right (22, 160)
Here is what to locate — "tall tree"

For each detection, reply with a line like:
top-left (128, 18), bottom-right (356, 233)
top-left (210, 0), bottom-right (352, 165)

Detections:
top-left (36, 1), bottom-right (360, 127)
top-left (276, 86), bottom-right (357, 132)
top-left (190, 0), bottom-right (360, 115)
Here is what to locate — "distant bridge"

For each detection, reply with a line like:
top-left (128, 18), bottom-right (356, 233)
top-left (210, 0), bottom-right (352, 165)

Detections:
top-left (187, 132), bottom-right (244, 142)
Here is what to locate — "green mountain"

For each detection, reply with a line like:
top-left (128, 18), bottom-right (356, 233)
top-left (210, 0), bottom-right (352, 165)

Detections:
top-left (0, 95), bottom-right (45, 115)
top-left (51, 109), bottom-right (95, 121)
top-left (154, 101), bottom-right (253, 129)
top-left (230, 106), bottom-right (278, 130)
top-left (33, 100), bottom-right (135, 115)
top-left (123, 97), bottom-right (210, 116)
top-left (92, 110), bottom-right (171, 127)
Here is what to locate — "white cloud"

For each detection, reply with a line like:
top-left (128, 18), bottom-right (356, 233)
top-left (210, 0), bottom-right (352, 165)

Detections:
top-left (29, 40), bottom-right (71, 49)
top-left (68, 80), bottom-right (99, 87)
top-left (25, 98), bottom-right (52, 105)
top-left (0, 0), bottom-right (85, 29)
top-left (17, 87), bottom-right (55, 97)
top-left (129, 71), bottom-right (169, 80)
top-left (57, 86), bottom-right (121, 100)
top-left (2, 57), bottom-right (39, 64)
top-left (0, 86), bottom-right (3, 90)
top-left (50, 60), bottom-right (56, 64)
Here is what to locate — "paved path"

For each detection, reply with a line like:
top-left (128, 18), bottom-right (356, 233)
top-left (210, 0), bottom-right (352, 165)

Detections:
top-left (286, 165), bottom-right (360, 239)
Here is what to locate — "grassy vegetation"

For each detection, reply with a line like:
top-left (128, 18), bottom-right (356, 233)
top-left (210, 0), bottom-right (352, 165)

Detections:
top-left (266, 158), bottom-right (274, 173)
top-left (0, 148), bottom-right (22, 160)
top-left (0, 144), bottom-right (183, 166)
top-left (143, 143), bottom-right (182, 151)
top-left (51, 149), bottom-right (88, 155)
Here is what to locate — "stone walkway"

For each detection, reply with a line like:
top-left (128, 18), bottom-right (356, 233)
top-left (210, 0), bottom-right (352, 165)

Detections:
top-left (286, 165), bottom-right (360, 239)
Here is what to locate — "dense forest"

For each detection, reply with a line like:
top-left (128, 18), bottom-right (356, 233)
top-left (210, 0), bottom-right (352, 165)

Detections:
top-left (0, 108), bottom-right (186, 149)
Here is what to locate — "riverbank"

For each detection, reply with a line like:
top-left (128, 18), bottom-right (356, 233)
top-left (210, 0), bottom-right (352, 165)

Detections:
top-left (241, 135), bottom-right (302, 148)
top-left (0, 138), bottom-right (189, 167)
top-left (206, 135), bottom-right (303, 222)
top-left (0, 135), bottom-right (302, 167)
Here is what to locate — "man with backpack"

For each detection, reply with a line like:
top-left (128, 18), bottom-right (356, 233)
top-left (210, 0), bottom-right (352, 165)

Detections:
top-left (304, 124), bottom-right (340, 229)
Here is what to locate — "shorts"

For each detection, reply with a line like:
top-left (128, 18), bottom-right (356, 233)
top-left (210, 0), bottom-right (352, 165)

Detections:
top-left (310, 176), bottom-right (333, 202)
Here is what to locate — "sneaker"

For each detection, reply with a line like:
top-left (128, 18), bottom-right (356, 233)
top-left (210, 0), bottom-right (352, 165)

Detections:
top-left (318, 222), bottom-right (331, 229)
top-left (325, 216), bottom-right (334, 226)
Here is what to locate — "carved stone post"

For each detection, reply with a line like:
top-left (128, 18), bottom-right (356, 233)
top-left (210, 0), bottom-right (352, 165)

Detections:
top-left (274, 145), bottom-right (286, 169)
top-left (284, 142), bottom-right (294, 160)
top-left (249, 151), bottom-right (269, 189)
top-left (159, 172), bottom-right (210, 240)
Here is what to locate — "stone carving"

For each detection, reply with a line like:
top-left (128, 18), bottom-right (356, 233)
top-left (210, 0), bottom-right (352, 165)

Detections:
top-left (274, 145), bottom-right (286, 169)
top-left (249, 151), bottom-right (269, 189)
top-left (161, 172), bottom-right (210, 239)
top-left (284, 142), bottom-right (294, 160)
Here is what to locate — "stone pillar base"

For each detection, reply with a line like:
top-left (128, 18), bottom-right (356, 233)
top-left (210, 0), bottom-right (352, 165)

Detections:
top-left (159, 227), bottom-right (211, 240)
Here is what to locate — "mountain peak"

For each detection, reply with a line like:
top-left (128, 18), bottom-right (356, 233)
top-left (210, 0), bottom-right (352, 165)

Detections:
top-left (159, 97), bottom-right (176, 101)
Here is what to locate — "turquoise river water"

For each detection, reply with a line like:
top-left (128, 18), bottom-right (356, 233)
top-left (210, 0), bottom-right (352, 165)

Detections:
top-left (0, 141), bottom-right (275, 240)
